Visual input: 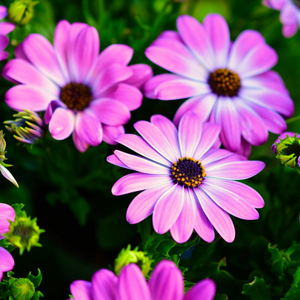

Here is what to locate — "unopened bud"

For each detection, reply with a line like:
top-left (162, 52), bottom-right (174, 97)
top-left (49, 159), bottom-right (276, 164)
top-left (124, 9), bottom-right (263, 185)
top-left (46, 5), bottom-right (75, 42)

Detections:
top-left (8, 0), bottom-right (38, 26)
top-left (10, 278), bottom-right (35, 300)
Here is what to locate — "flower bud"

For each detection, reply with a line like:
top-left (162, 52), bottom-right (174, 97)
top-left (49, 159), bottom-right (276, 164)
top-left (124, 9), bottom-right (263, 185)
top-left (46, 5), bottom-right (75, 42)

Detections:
top-left (5, 110), bottom-right (45, 144)
top-left (10, 278), bottom-right (35, 300)
top-left (7, 0), bottom-right (38, 26)
top-left (114, 245), bottom-right (152, 276)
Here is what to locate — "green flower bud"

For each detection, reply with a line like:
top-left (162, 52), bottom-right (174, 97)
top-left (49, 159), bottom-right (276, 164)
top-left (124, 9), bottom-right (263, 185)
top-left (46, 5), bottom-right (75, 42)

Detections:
top-left (275, 133), bottom-right (300, 169)
top-left (8, 0), bottom-right (38, 26)
top-left (10, 278), bottom-right (35, 300)
top-left (114, 245), bottom-right (152, 276)
top-left (4, 214), bottom-right (45, 255)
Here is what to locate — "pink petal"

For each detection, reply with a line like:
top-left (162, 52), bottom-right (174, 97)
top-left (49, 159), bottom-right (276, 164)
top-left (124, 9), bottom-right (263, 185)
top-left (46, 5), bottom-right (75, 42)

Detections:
top-left (70, 26), bottom-right (99, 83)
top-left (193, 123), bottom-right (221, 160)
top-left (92, 269), bottom-right (118, 300)
top-left (126, 182), bottom-right (174, 224)
top-left (123, 64), bottom-right (153, 89)
top-left (134, 121), bottom-right (178, 162)
top-left (2, 58), bottom-right (60, 96)
top-left (150, 114), bottom-right (181, 158)
top-left (170, 188), bottom-right (196, 243)
top-left (184, 278), bottom-right (216, 300)
top-left (89, 98), bottom-right (131, 126)
top-left (155, 78), bottom-right (210, 100)
top-left (145, 45), bottom-right (207, 81)
top-left (158, 30), bottom-right (184, 42)
top-left (282, 22), bottom-right (298, 37)
top-left (14, 43), bottom-right (29, 61)
top-left (280, 2), bottom-right (297, 24)
top-left (49, 108), bottom-right (75, 140)
top-left (88, 44), bottom-right (133, 85)
top-left (22, 33), bottom-right (66, 86)
top-left (116, 134), bottom-right (170, 166)
top-left (75, 111), bottom-right (102, 146)
top-left (0, 22), bottom-right (15, 35)
top-left (112, 173), bottom-right (172, 196)
top-left (102, 125), bottom-right (124, 145)
top-left (228, 30), bottom-right (265, 69)
top-left (194, 188), bottom-right (235, 243)
top-left (178, 112), bottom-right (202, 157)
top-left (92, 64), bottom-right (133, 96)
top-left (72, 128), bottom-right (89, 152)
top-left (235, 43), bottom-right (277, 78)
top-left (5, 85), bottom-right (55, 111)
top-left (240, 87), bottom-right (294, 117)
top-left (206, 160), bottom-right (265, 180)
top-left (203, 14), bottom-right (230, 67)
top-left (0, 35), bottom-right (8, 52)
top-left (149, 260), bottom-right (184, 300)
top-left (201, 148), bottom-right (235, 165)
top-left (0, 51), bottom-right (8, 61)
top-left (173, 94), bottom-right (217, 126)
top-left (118, 264), bottom-right (151, 300)
top-left (0, 203), bottom-right (15, 222)
top-left (44, 100), bottom-right (64, 125)
top-left (0, 247), bottom-right (14, 281)
top-left (236, 138), bottom-right (252, 158)
top-left (0, 6), bottom-right (7, 19)
top-left (107, 154), bottom-right (131, 169)
top-left (216, 97), bottom-right (241, 152)
top-left (153, 184), bottom-right (184, 234)
top-left (201, 179), bottom-right (259, 220)
top-left (176, 15), bottom-right (214, 70)
top-left (114, 150), bottom-right (170, 175)
top-left (235, 100), bottom-right (268, 146)
top-left (70, 280), bottom-right (92, 300)
top-left (101, 83), bottom-right (142, 111)
top-left (143, 74), bottom-right (180, 99)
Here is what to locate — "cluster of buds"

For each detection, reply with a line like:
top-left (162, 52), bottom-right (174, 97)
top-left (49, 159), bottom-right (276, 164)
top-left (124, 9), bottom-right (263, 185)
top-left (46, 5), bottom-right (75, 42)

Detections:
top-left (272, 132), bottom-right (300, 171)
top-left (7, 0), bottom-right (38, 26)
top-left (5, 110), bottom-right (45, 145)
top-left (0, 131), bottom-right (18, 187)
top-left (114, 245), bottom-right (153, 276)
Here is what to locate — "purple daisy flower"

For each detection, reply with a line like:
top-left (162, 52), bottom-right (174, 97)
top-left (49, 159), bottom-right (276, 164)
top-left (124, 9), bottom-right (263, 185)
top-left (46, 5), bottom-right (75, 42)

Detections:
top-left (2, 20), bottom-right (152, 152)
top-left (108, 112), bottom-right (265, 243)
top-left (263, 0), bottom-right (300, 37)
top-left (144, 14), bottom-right (293, 156)
top-left (0, 6), bottom-right (15, 61)
top-left (0, 203), bottom-right (15, 281)
top-left (68, 260), bottom-right (216, 300)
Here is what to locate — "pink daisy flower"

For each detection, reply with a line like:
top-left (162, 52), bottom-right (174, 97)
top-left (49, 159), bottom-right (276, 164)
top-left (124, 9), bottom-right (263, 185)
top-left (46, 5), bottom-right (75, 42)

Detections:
top-left (263, 0), bottom-right (300, 37)
top-left (108, 112), bottom-right (265, 243)
top-left (68, 260), bottom-right (216, 300)
top-left (144, 14), bottom-right (294, 156)
top-left (0, 5), bottom-right (15, 61)
top-left (0, 203), bottom-right (15, 281)
top-left (2, 20), bottom-right (152, 152)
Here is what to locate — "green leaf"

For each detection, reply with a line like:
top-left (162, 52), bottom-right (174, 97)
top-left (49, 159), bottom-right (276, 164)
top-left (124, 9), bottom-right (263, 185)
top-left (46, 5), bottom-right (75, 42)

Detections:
top-left (156, 240), bottom-right (177, 256)
top-left (214, 294), bottom-right (229, 300)
top-left (27, 269), bottom-right (42, 288)
top-left (68, 196), bottom-right (90, 226)
top-left (11, 203), bottom-right (25, 218)
top-left (242, 277), bottom-right (272, 300)
top-left (282, 267), bottom-right (300, 299)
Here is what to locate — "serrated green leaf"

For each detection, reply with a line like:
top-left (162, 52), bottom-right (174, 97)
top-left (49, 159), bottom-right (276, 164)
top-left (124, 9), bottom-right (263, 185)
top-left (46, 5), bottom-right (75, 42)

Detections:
top-left (31, 290), bottom-right (44, 300)
top-left (156, 240), bottom-right (177, 256)
top-left (11, 203), bottom-right (25, 218)
top-left (242, 277), bottom-right (272, 300)
top-left (282, 267), bottom-right (300, 299)
top-left (27, 269), bottom-right (42, 288)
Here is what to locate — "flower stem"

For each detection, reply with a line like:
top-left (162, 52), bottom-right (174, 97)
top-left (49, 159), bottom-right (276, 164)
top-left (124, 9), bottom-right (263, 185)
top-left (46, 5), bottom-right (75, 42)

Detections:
top-left (286, 115), bottom-right (300, 124)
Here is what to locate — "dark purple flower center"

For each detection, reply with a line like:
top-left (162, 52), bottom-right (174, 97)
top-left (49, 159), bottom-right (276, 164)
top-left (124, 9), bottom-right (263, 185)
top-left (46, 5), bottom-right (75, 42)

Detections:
top-left (293, 0), bottom-right (300, 9)
top-left (208, 68), bottom-right (241, 97)
top-left (171, 157), bottom-right (206, 188)
top-left (60, 82), bottom-right (93, 111)
top-left (282, 142), bottom-right (300, 157)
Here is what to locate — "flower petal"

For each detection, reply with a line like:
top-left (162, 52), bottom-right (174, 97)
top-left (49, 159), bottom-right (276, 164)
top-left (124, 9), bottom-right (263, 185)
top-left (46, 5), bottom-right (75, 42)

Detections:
top-left (280, 2), bottom-right (297, 24)
top-left (72, 128), bottom-right (89, 152)
top-left (282, 23), bottom-right (298, 37)
top-left (112, 173), bottom-right (172, 196)
top-left (153, 184), bottom-right (184, 234)
top-left (126, 182), bottom-right (174, 224)
top-left (122, 64), bottom-right (153, 89)
top-left (44, 100), bottom-right (64, 125)
top-left (118, 264), bottom-right (151, 300)
top-left (201, 148), bottom-right (235, 165)
top-left (0, 166), bottom-right (18, 188)
top-left (92, 269), bottom-right (118, 300)
top-left (49, 108), bottom-right (75, 140)
top-left (107, 154), bottom-right (130, 169)
top-left (102, 125), bottom-right (124, 145)
top-left (70, 281), bottom-right (92, 300)
top-left (194, 188), bottom-right (235, 242)
top-left (184, 279), bottom-right (216, 300)
top-left (0, 22), bottom-right (15, 35)
top-left (0, 247), bottom-right (14, 281)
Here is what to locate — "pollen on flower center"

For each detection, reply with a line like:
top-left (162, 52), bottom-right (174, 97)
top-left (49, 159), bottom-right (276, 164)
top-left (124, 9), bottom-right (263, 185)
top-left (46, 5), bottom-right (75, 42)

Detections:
top-left (171, 157), bottom-right (206, 188)
top-left (60, 82), bottom-right (93, 111)
top-left (208, 68), bottom-right (241, 97)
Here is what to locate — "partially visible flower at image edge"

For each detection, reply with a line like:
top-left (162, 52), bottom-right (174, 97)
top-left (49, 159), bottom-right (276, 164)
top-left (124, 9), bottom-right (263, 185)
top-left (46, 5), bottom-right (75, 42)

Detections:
top-left (0, 5), bottom-right (15, 61)
top-left (2, 20), bottom-right (152, 152)
top-left (108, 112), bottom-right (265, 243)
top-left (0, 203), bottom-right (16, 281)
top-left (144, 13), bottom-right (293, 157)
top-left (263, 0), bottom-right (300, 37)
top-left (68, 260), bottom-right (216, 300)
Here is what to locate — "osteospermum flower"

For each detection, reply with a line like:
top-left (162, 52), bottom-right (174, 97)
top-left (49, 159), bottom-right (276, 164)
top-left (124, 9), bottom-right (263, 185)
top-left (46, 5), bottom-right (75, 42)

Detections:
top-left (0, 6), bottom-right (15, 61)
top-left (144, 14), bottom-right (293, 156)
top-left (263, 0), bottom-right (300, 37)
top-left (68, 260), bottom-right (216, 300)
top-left (108, 112), bottom-right (265, 243)
top-left (2, 20), bottom-right (152, 152)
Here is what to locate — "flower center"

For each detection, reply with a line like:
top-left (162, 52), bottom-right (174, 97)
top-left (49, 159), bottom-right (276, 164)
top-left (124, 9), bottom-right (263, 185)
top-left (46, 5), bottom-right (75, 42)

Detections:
top-left (13, 222), bottom-right (34, 243)
top-left (208, 68), bottom-right (241, 97)
top-left (293, 0), bottom-right (300, 9)
top-left (171, 157), bottom-right (206, 188)
top-left (282, 142), bottom-right (300, 158)
top-left (60, 82), bottom-right (93, 111)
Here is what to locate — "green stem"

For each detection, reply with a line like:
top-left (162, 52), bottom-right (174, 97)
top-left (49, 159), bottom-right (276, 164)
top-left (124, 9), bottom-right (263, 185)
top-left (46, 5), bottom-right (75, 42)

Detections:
top-left (286, 115), bottom-right (300, 125)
